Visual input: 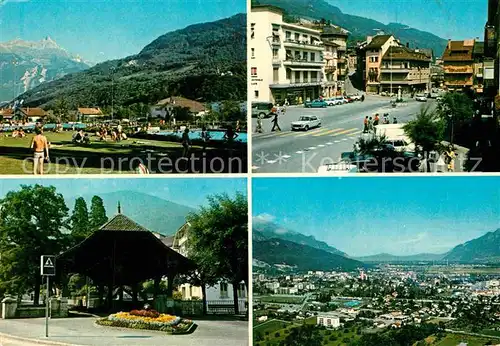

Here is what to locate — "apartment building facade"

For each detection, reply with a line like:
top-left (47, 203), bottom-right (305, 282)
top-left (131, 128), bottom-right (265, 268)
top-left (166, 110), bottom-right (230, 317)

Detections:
top-left (360, 35), bottom-right (400, 93)
top-left (250, 5), bottom-right (324, 105)
top-left (441, 39), bottom-right (475, 91)
top-left (320, 26), bottom-right (349, 95)
top-left (380, 46), bottom-right (432, 94)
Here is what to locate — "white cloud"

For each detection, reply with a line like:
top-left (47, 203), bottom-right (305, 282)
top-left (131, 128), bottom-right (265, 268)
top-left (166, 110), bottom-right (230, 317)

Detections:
top-left (253, 213), bottom-right (275, 223)
top-left (274, 228), bottom-right (288, 235)
top-left (398, 232), bottom-right (428, 244)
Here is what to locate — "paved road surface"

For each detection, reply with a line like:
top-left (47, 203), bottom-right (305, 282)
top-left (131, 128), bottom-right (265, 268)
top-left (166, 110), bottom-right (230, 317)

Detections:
top-left (252, 96), bottom-right (435, 173)
top-left (0, 317), bottom-right (248, 346)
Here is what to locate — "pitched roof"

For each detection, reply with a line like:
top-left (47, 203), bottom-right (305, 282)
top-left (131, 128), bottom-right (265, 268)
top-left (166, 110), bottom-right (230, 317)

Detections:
top-left (442, 40), bottom-right (474, 61)
top-left (99, 214), bottom-right (150, 232)
top-left (383, 46), bottom-right (431, 62)
top-left (365, 35), bottom-right (393, 50)
top-left (156, 96), bottom-right (205, 113)
top-left (0, 108), bottom-right (14, 116)
top-left (78, 107), bottom-right (103, 115)
top-left (20, 107), bottom-right (45, 116)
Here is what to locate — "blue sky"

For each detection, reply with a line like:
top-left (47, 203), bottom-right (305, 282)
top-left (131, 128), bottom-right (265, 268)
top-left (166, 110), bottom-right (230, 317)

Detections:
top-left (253, 177), bottom-right (500, 257)
top-left (0, 0), bottom-right (246, 63)
top-left (0, 177), bottom-right (247, 209)
top-left (327, 0), bottom-right (487, 40)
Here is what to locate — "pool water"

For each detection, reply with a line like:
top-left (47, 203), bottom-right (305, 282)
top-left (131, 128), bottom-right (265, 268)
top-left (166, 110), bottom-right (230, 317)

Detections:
top-left (344, 301), bottom-right (361, 307)
top-left (1, 123), bottom-right (86, 131)
top-left (155, 130), bottom-right (247, 143)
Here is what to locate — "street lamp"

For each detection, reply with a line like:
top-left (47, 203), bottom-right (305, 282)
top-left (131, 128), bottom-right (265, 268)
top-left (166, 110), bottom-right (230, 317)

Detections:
top-left (448, 113), bottom-right (454, 146)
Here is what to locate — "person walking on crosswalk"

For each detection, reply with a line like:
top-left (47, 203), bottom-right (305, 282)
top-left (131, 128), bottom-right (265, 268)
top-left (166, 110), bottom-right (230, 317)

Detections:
top-left (271, 108), bottom-right (281, 132)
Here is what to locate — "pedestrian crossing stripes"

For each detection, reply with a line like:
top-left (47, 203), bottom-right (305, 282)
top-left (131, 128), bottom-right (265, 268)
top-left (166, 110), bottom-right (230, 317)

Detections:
top-left (253, 127), bottom-right (362, 140)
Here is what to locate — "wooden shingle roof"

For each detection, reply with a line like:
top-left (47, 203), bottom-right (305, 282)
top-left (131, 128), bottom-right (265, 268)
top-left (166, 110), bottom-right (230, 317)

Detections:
top-left (99, 214), bottom-right (150, 232)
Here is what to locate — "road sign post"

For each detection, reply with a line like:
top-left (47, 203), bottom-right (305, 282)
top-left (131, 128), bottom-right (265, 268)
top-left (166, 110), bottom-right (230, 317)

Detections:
top-left (40, 255), bottom-right (55, 338)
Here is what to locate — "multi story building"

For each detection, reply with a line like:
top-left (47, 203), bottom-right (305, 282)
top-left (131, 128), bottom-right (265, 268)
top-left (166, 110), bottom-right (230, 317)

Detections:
top-left (380, 45), bottom-right (432, 94)
top-left (316, 314), bottom-right (340, 328)
top-left (161, 223), bottom-right (247, 312)
top-left (441, 39), bottom-right (475, 91)
top-left (473, 41), bottom-right (485, 94)
top-left (359, 35), bottom-right (400, 93)
top-left (250, 5), bottom-right (324, 105)
top-left (317, 26), bottom-right (349, 95)
top-left (322, 38), bottom-right (339, 97)
top-left (484, 0), bottom-right (499, 96)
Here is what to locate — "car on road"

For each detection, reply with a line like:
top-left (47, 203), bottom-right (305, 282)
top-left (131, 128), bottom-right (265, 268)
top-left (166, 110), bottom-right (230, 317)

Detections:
top-left (415, 94), bottom-right (427, 102)
top-left (291, 115), bottom-right (321, 131)
top-left (251, 102), bottom-right (275, 118)
top-left (305, 99), bottom-right (328, 108)
top-left (349, 94), bottom-right (363, 101)
top-left (317, 160), bottom-right (359, 174)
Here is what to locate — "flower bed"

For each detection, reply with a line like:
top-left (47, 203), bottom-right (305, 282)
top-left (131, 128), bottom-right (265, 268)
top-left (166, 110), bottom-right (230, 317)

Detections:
top-left (96, 310), bottom-right (194, 334)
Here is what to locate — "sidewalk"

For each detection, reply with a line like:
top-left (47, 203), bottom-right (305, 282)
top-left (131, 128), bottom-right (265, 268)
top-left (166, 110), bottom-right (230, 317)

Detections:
top-left (0, 317), bottom-right (248, 346)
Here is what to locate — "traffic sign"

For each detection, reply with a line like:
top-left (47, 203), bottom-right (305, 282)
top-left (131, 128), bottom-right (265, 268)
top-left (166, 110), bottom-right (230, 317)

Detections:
top-left (40, 255), bottom-right (55, 276)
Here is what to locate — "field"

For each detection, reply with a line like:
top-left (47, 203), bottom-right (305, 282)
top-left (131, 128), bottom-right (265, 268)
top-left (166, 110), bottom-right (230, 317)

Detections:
top-left (0, 131), bottom-right (246, 174)
top-left (254, 317), bottom-right (362, 346)
top-left (432, 333), bottom-right (497, 346)
top-left (426, 266), bottom-right (500, 275)
top-left (257, 295), bottom-right (306, 304)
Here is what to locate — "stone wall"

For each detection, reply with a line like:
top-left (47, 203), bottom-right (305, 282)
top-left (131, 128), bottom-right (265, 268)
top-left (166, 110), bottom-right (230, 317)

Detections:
top-left (1, 297), bottom-right (68, 319)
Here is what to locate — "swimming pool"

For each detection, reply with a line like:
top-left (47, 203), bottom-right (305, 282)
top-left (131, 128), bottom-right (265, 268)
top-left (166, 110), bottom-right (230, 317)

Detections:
top-left (344, 300), bottom-right (361, 307)
top-left (154, 130), bottom-right (248, 143)
top-left (1, 123), bottom-right (86, 131)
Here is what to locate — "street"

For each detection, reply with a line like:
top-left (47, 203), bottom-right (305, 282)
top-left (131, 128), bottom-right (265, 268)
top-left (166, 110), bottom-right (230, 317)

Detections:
top-left (252, 95), bottom-right (435, 173)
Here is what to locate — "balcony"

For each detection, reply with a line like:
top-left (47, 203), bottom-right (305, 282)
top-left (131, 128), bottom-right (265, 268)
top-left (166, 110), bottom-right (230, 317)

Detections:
top-left (271, 38), bottom-right (281, 47)
top-left (444, 66), bottom-right (474, 74)
top-left (380, 68), bottom-right (411, 73)
top-left (270, 78), bottom-right (323, 89)
top-left (323, 51), bottom-right (336, 60)
top-left (283, 38), bottom-right (324, 51)
top-left (272, 58), bottom-right (282, 66)
top-left (284, 58), bottom-right (325, 67)
top-left (325, 66), bottom-right (336, 73)
top-left (337, 57), bottom-right (346, 64)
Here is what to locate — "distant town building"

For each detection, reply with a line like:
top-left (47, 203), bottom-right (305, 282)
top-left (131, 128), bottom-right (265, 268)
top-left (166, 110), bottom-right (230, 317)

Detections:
top-left (441, 39), bottom-right (475, 91)
top-left (151, 96), bottom-right (206, 119)
top-left (473, 41), bottom-right (485, 93)
top-left (380, 45), bottom-right (432, 94)
top-left (316, 313), bottom-right (340, 328)
top-left (77, 107), bottom-right (104, 121)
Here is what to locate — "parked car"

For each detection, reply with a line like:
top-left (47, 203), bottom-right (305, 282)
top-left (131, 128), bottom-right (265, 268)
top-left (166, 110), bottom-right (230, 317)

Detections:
top-left (291, 115), bottom-right (321, 131)
top-left (415, 94), bottom-right (427, 102)
top-left (349, 94), bottom-right (363, 101)
top-left (251, 102), bottom-right (275, 118)
top-left (304, 99), bottom-right (327, 108)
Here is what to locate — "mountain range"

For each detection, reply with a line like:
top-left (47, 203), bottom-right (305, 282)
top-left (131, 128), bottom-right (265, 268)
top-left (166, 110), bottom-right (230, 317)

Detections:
top-left (252, 217), bottom-right (347, 256)
top-left (253, 0), bottom-right (448, 56)
top-left (11, 14), bottom-right (246, 109)
top-left (0, 37), bottom-right (90, 102)
top-left (444, 228), bottom-right (500, 263)
top-left (253, 238), bottom-right (363, 271)
top-left (65, 190), bottom-right (195, 236)
top-left (253, 219), bottom-right (500, 271)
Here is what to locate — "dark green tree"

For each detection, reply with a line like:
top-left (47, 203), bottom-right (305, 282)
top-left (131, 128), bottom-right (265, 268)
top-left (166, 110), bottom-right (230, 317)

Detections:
top-left (280, 325), bottom-right (323, 346)
top-left (70, 197), bottom-right (90, 243)
top-left (0, 185), bottom-right (69, 305)
top-left (186, 192), bottom-right (248, 315)
top-left (403, 106), bottom-right (445, 172)
top-left (89, 196), bottom-right (108, 231)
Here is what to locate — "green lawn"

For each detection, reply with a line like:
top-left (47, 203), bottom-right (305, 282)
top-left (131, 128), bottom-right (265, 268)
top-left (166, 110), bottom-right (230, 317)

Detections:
top-left (0, 131), bottom-right (246, 174)
top-left (254, 317), bottom-right (362, 346)
top-left (432, 333), bottom-right (497, 346)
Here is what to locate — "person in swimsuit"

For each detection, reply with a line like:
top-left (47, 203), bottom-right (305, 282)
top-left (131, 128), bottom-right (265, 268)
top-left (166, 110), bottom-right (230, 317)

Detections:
top-left (31, 127), bottom-right (49, 175)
